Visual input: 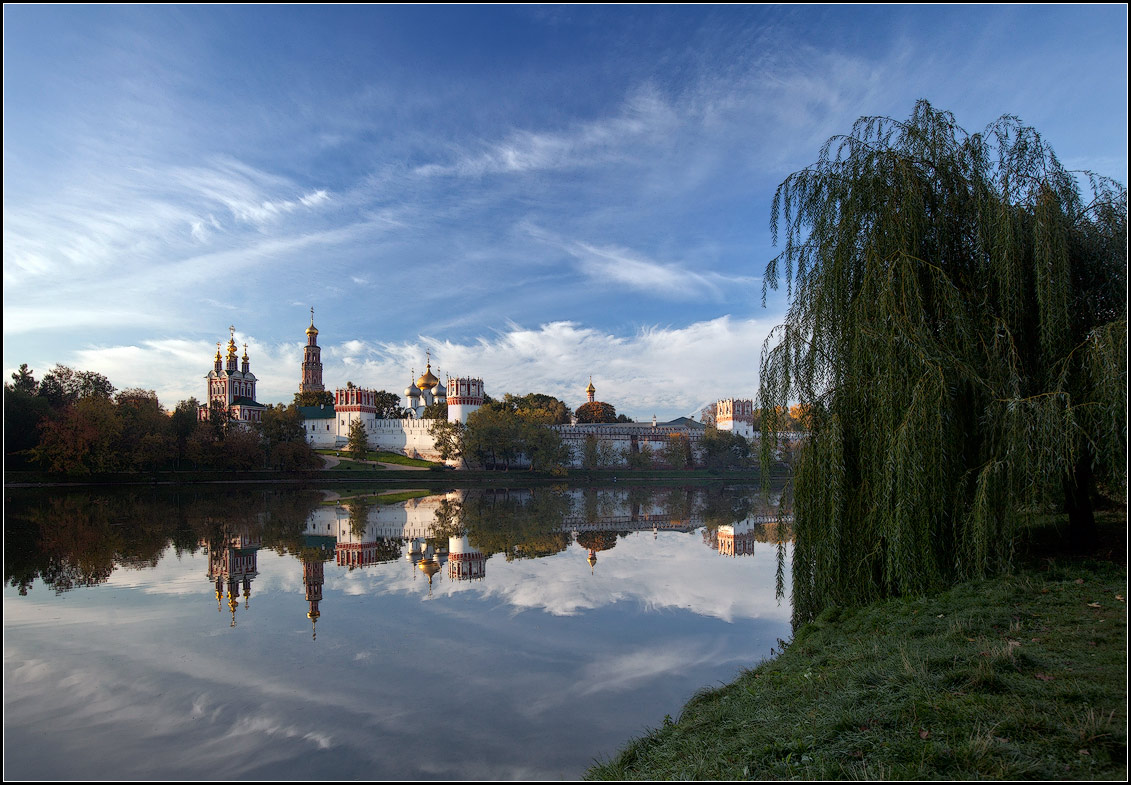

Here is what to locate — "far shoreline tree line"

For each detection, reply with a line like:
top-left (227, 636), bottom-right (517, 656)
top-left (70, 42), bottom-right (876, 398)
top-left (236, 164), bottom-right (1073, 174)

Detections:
top-left (5, 369), bottom-right (789, 474)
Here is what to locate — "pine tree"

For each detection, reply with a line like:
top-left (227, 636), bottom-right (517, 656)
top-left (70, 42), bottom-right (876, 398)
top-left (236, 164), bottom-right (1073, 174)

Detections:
top-left (758, 101), bottom-right (1126, 623)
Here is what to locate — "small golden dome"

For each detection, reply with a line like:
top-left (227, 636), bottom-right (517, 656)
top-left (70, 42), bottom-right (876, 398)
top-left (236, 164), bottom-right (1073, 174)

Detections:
top-left (585, 379), bottom-right (596, 394)
top-left (417, 558), bottom-right (440, 578)
top-left (306, 323), bottom-right (319, 336)
top-left (227, 337), bottom-right (238, 358)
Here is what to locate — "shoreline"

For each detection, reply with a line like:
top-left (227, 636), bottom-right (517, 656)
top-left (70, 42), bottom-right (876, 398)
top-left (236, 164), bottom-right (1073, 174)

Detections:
top-left (3, 466), bottom-right (786, 489)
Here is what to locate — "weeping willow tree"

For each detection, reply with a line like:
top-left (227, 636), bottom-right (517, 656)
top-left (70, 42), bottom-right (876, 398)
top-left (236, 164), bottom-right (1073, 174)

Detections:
top-left (758, 101), bottom-right (1126, 624)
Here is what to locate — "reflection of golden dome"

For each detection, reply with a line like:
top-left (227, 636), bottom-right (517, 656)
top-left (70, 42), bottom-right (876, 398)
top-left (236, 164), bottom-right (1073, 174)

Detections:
top-left (417, 558), bottom-right (441, 578)
top-left (416, 363), bottom-right (439, 392)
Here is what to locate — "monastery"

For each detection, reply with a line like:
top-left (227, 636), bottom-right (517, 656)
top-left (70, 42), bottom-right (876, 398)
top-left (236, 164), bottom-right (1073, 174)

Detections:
top-left (198, 313), bottom-right (773, 467)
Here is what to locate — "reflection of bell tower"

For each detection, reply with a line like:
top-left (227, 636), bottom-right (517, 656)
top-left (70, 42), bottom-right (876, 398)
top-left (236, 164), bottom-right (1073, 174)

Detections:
top-left (447, 535), bottom-right (486, 581)
top-left (586, 549), bottom-right (598, 574)
top-left (303, 558), bottom-right (324, 639)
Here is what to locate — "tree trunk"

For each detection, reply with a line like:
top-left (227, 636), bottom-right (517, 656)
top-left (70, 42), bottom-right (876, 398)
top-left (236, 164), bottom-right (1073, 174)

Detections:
top-left (1064, 453), bottom-right (1098, 553)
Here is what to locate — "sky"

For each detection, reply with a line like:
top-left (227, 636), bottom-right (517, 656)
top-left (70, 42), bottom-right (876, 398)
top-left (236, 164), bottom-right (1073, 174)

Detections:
top-left (3, 5), bottom-right (1127, 420)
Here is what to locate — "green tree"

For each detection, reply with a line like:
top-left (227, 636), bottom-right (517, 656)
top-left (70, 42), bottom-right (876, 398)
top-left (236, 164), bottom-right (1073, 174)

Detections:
top-left (759, 101), bottom-right (1126, 622)
top-left (700, 427), bottom-right (751, 470)
top-left (627, 443), bottom-right (654, 469)
top-left (37, 365), bottom-right (115, 409)
top-left (575, 401), bottom-right (617, 423)
top-left (522, 422), bottom-right (569, 473)
top-left (115, 389), bottom-right (172, 470)
top-left (4, 366), bottom-right (52, 466)
top-left (373, 390), bottom-right (407, 419)
top-left (9, 364), bottom-right (38, 395)
top-left (503, 393), bottom-right (571, 425)
top-left (582, 434), bottom-right (599, 469)
top-left (661, 432), bottom-right (693, 469)
top-left (346, 418), bottom-right (369, 460)
top-left (422, 401), bottom-right (448, 420)
top-left (171, 398), bottom-right (199, 467)
top-left (463, 406), bottom-right (523, 469)
top-left (294, 390), bottom-right (334, 407)
top-left (31, 396), bottom-right (123, 474)
top-left (259, 404), bottom-right (318, 469)
top-left (429, 419), bottom-right (464, 462)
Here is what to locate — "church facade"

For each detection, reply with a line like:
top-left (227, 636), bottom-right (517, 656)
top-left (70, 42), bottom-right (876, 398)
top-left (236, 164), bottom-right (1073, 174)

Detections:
top-left (199, 327), bottom-right (266, 425)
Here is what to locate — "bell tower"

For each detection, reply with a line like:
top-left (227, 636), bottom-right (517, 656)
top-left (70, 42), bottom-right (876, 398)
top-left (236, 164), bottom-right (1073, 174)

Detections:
top-left (301, 308), bottom-right (324, 393)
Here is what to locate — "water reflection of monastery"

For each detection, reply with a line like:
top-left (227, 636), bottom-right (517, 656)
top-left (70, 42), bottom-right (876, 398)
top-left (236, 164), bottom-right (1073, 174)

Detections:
top-left (204, 489), bottom-right (792, 633)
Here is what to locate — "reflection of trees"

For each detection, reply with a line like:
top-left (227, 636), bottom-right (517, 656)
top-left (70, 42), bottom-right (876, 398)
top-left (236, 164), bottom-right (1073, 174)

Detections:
top-left (4, 487), bottom-right (324, 594)
top-left (460, 488), bottom-right (572, 561)
top-left (697, 485), bottom-right (765, 528)
top-left (347, 496), bottom-right (372, 539)
top-left (575, 530), bottom-right (624, 553)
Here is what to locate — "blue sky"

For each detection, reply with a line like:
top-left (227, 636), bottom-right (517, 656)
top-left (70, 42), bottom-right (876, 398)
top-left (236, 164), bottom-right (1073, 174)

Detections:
top-left (4, 5), bottom-right (1127, 419)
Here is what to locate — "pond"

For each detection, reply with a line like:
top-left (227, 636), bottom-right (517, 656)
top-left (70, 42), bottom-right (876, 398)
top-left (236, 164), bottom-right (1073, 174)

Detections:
top-left (3, 483), bottom-right (791, 780)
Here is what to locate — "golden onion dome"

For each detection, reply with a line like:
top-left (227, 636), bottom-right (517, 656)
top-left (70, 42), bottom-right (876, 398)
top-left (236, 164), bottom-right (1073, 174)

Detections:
top-left (214, 343), bottom-right (222, 362)
top-left (417, 558), bottom-right (441, 578)
top-left (227, 337), bottom-right (238, 358)
top-left (416, 363), bottom-right (439, 392)
top-left (585, 378), bottom-right (596, 394)
top-left (306, 323), bottom-right (319, 336)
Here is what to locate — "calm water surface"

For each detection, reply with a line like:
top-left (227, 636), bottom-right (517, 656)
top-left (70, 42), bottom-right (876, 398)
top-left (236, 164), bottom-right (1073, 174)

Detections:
top-left (4, 484), bottom-right (791, 780)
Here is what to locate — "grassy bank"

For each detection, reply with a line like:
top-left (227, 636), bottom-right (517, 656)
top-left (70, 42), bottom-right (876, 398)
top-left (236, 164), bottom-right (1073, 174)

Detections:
top-left (587, 513), bottom-right (1127, 780)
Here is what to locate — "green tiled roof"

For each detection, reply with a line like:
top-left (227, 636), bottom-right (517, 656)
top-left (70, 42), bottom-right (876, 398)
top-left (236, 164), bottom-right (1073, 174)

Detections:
top-left (298, 405), bottom-right (337, 420)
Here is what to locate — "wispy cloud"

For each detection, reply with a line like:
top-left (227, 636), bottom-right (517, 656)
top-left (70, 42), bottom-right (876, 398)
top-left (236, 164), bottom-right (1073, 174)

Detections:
top-left (569, 240), bottom-right (756, 301)
top-left (413, 87), bottom-right (678, 178)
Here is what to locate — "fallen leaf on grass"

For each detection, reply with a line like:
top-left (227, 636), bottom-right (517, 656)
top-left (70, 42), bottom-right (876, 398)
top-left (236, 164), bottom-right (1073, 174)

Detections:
top-left (1034, 673), bottom-right (1054, 681)
top-left (1115, 595), bottom-right (1124, 602)
top-left (1075, 579), bottom-right (1084, 584)
top-left (919, 729), bottom-right (930, 739)
top-left (1087, 602), bottom-right (1101, 608)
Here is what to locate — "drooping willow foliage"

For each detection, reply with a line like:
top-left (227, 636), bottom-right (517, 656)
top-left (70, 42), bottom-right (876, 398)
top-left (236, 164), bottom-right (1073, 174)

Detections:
top-left (758, 101), bottom-right (1127, 624)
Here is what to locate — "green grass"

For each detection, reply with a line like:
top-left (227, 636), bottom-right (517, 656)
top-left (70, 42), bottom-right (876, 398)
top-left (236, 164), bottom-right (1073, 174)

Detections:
top-left (586, 513), bottom-right (1127, 780)
top-left (316, 449), bottom-right (440, 468)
